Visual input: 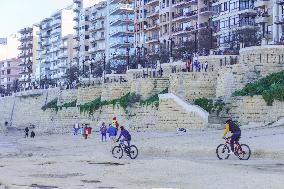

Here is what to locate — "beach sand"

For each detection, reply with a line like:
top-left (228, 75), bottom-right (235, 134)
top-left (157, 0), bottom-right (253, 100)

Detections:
top-left (0, 125), bottom-right (284, 189)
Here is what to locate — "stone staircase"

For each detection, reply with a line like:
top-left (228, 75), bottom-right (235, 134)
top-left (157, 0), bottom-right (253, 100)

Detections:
top-left (157, 93), bottom-right (209, 130)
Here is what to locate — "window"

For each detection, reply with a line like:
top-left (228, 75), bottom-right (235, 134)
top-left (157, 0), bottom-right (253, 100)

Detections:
top-left (224, 2), bottom-right (228, 11)
top-left (7, 69), bottom-right (11, 75)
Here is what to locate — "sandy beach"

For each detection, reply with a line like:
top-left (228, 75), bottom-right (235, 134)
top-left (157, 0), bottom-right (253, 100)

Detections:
top-left (0, 125), bottom-right (284, 189)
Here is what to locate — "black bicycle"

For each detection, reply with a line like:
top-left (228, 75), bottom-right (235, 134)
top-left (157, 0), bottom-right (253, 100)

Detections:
top-left (112, 141), bottom-right (138, 159)
top-left (216, 137), bottom-right (251, 160)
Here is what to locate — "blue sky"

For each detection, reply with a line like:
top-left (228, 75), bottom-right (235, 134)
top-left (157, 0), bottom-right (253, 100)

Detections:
top-left (0, 0), bottom-right (72, 37)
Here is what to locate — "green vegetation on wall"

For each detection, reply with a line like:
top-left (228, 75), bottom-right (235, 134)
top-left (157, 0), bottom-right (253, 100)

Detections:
top-left (140, 88), bottom-right (168, 107)
top-left (42, 88), bottom-right (169, 115)
top-left (194, 97), bottom-right (225, 116)
top-left (233, 71), bottom-right (284, 106)
top-left (41, 98), bottom-right (58, 111)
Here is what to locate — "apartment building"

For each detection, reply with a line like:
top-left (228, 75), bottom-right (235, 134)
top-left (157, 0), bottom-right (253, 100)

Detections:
top-left (88, 2), bottom-right (108, 66)
top-left (38, 6), bottom-right (75, 85)
top-left (134, 0), bottom-right (215, 57)
top-left (0, 58), bottom-right (20, 91)
top-left (18, 26), bottom-right (39, 89)
top-left (108, 0), bottom-right (134, 68)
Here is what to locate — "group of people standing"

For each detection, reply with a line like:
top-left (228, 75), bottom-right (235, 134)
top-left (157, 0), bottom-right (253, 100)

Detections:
top-left (186, 60), bottom-right (209, 72)
top-left (24, 127), bottom-right (35, 138)
top-left (73, 117), bottom-right (132, 147)
top-left (73, 123), bottom-right (92, 139)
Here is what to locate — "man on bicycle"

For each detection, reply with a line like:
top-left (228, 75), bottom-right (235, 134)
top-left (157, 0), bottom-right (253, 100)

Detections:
top-left (223, 119), bottom-right (241, 155)
top-left (116, 126), bottom-right (131, 147)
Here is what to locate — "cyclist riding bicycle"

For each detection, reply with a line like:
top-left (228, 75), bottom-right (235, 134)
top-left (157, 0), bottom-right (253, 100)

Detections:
top-left (116, 126), bottom-right (131, 147)
top-left (223, 118), bottom-right (241, 155)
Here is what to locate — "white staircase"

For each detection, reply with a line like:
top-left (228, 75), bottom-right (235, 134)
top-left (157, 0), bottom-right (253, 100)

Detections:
top-left (157, 93), bottom-right (209, 130)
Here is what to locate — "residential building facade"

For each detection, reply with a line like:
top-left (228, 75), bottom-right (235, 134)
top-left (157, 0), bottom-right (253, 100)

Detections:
top-left (108, 0), bottom-right (134, 69)
top-left (0, 58), bottom-right (20, 91)
top-left (38, 6), bottom-right (75, 85)
top-left (18, 26), bottom-right (39, 89)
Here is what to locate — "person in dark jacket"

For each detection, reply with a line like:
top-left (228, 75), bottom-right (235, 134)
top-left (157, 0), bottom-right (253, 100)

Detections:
top-left (116, 126), bottom-right (131, 147)
top-left (24, 127), bottom-right (29, 138)
top-left (31, 131), bottom-right (35, 138)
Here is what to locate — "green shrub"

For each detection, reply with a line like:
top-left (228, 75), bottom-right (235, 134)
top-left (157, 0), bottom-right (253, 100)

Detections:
top-left (41, 98), bottom-right (58, 111)
top-left (194, 98), bottom-right (226, 115)
top-left (233, 71), bottom-right (284, 106)
top-left (140, 88), bottom-right (168, 107)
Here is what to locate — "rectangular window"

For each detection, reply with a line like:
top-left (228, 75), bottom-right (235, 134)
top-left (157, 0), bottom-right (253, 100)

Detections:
top-left (224, 2), bottom-right (228, 11)
top-left (7, 69), bottom-right (11, 75)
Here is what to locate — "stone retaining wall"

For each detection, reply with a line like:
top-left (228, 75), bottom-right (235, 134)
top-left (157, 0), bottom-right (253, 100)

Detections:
top-left (229, 96), bottom-right (284, 124)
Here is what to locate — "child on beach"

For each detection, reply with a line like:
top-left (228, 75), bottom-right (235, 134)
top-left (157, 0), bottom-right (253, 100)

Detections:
top-left (100, 122), bottom-right (107, 142)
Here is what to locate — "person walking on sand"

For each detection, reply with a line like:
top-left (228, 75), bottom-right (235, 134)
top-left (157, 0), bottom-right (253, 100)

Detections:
top-left (80, 126), bottom-right (84, 138)
top-left (24, 127), bottom-right (29, 138)
top-left (100, 122), bottom-right (107, 142)
top-left (84, 124), bottom-right (89, 139)
top-left (30, 131), bottom-right (35, 138)
top-left (107, 123), bottom-right (117, 145)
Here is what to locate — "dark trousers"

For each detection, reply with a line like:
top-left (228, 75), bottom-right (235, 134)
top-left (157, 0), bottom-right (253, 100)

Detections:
top-left (230, 131), bottom-right (241, 152)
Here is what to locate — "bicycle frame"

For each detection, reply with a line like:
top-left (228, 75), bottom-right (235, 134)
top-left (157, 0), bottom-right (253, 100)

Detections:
top-left (224, 138), bottom-right (241, 152)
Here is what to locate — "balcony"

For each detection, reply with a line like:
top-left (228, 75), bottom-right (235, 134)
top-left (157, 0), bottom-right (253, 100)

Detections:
top-left (110, 41), bottom-right (132, 48)
top-left (254, 0), bottom-right (270, 8)
top-left (52, 20), bottom-right (61, 27)
top-left (110, 30), bottom-right (133, 37)
top-left (89, 35), bottom-right (105, 43)
top-left (74, 0), bottom-right (81, 3)
top-left (255, 12), bottom-right (270, 23)
top-left (73, 4), bottom-right (81, 12)
top-left (198, 22), bottom-right (210, 30)
top-left (173, 10), bottom-right (198, 22)
top-left (147, 9), bottom-right (159, 18)
top-left (73, 16), bottom-right (79, 21)
top-left (89, 47), bottom-right (105, 53)
top-left (110, 4), bottom-right (133, 15)
top-left (109, 0), bottom-right (124, 5)
top-left (89, 25), bottom-right (104, 31)
top-left (41, 23), bottom-right (51, 30)
top-left (275, 16), bottom-right (284, 24)
top-left (173, 0), bottom-right (193, 8)
top-left (147, 0), bottom-right (159, 5)
top-left (146, 37), bottom-right (159, 43)
top-left (199, 6), bottom-right (217, 16)
top-left (90, 15), bottom-right (105, 22)
top-left (146, 24), bottom-right (159, 31)
top-left (20, 35), bottom-right (33, 42)
top-left (58, 52), bottom-right (68, 59)
top-left (172, 26), bottom-right (198, 36)
top-left (51, 28), bottom-right (61, 35)
top-left (277, 0), bottom-right (284, 5)
top-left (110, 18), bottom-right (133, 26)
top-left (60, 43), bottom-right (68, 49)
top-left (239, 21), bottom-right (257, 29)
top-left (239, 7), bottom-right (257, 16)
top-left (19, 27), bottom-right (32, 34)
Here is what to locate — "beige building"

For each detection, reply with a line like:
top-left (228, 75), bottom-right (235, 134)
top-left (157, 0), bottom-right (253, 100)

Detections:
top-left (0, 33), bottom-right (20, 61)
top-left (0, 58), bottom-right (20, 91)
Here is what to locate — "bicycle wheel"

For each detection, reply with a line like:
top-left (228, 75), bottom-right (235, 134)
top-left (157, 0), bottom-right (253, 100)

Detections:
top-left (112, 146), bottom-right (123, 159)
top-left (216, 144), bottom-right (230, 160)
top-left (128, 145), bottom-right (138, 159)
top-left (237, 144), bottom-right (251, 160)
